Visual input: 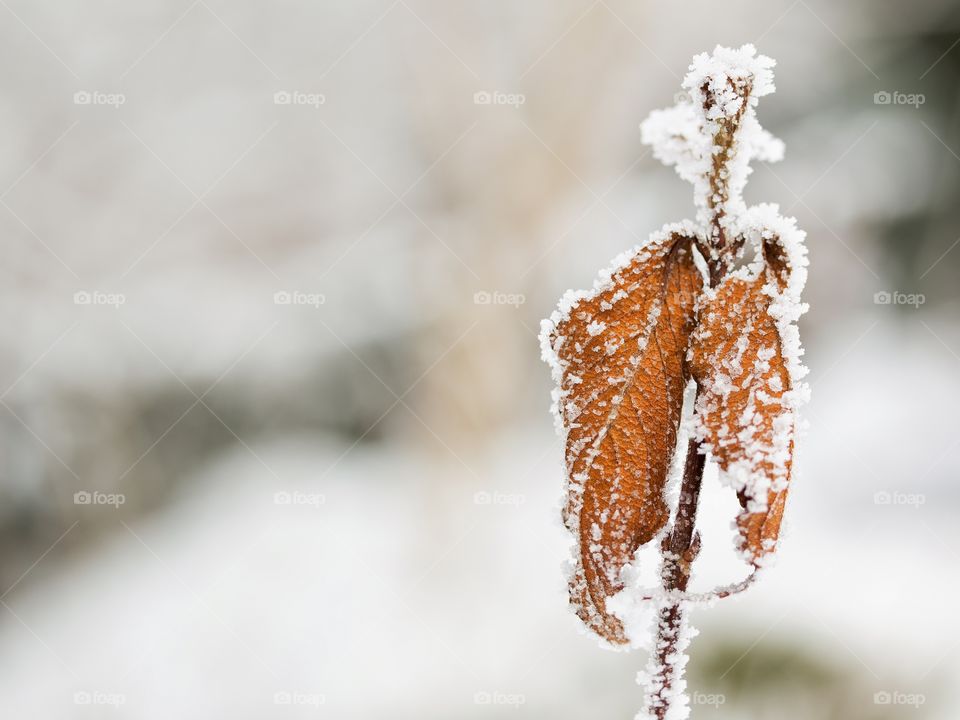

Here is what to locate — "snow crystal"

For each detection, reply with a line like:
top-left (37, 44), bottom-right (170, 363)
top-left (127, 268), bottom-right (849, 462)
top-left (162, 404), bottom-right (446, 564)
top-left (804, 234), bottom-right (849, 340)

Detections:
top-left (684, 44), bottom-right (777, 108)
top-left (586, 320), bottom-right (607, 336)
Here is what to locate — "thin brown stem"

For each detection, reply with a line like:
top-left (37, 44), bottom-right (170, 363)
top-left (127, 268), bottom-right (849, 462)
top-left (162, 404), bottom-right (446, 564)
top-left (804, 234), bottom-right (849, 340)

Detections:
top-left (645, 439), bottom-right (706, 719)
top-left (669, 439), bottom-right (705, 556)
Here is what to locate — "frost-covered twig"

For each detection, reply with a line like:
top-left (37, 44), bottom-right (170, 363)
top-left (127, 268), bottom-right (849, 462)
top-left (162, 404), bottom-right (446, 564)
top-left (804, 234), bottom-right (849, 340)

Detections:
top-left (541, 44), bottom-right (808, 720)
top-left (643, 439), bottom-right (703, 719)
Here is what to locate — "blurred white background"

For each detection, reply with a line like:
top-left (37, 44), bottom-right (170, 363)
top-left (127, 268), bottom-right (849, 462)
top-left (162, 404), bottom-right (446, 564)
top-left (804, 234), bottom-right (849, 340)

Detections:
top-left (1, 0), bottom-right (958, 718)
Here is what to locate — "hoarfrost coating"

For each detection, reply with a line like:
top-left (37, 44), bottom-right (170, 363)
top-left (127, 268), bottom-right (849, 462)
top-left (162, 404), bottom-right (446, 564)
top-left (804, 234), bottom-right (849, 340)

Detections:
top-left (641, 44), bottom-right (786, 261)
top-left (540, 42), bottom-right (808, 649)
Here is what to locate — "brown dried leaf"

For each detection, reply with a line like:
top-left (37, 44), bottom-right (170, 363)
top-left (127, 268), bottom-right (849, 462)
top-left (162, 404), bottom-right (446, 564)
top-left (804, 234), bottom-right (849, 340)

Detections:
top-left (689, 240), bottom-right (794, 564)
top-left (548, 233), bottom-right (702, 644)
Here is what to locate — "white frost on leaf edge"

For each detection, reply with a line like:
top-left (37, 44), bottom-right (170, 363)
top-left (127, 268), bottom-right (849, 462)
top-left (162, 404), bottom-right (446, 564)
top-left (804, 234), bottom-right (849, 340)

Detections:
top-left (691, 202), bottom-right (810, 518)
top-left (738, 203), bottom-right (810, 396)
top-left (541, 44), bottom-right (810, 649)
top-left (540, 220), bottom-right (701, 649)
top-left (538, 219), bottom-right (700, 440)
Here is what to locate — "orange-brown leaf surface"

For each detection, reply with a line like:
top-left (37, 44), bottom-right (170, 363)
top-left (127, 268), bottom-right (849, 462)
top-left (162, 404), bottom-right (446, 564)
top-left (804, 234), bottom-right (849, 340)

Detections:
top-left (689, 240), bottom-right (795, 563)
top-left (547, 232), bottom-right (702, 644)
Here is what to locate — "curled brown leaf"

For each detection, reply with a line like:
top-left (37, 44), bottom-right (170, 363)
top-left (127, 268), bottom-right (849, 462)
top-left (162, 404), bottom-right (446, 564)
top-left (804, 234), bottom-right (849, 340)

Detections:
top-left (689, 238), bottom-right (795, 563)
top-left (547, 232), bottom-right (702, 643)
